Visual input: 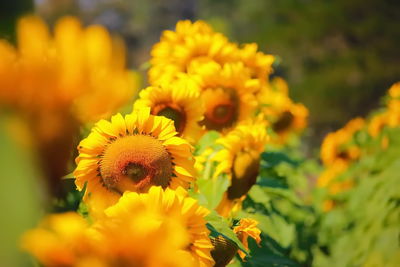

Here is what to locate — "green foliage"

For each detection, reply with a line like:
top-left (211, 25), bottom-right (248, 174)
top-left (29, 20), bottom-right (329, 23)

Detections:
top-left (207, 211), bottom-right (248, 254)
top-left (237, 150), bottom-right (320, 266)
top-left (314, 127), bottom-right (400, 267)
top-left (0, 115), bottom-right (42, 267)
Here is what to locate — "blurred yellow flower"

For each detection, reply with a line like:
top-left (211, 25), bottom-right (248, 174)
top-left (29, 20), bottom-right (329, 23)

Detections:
top-left (213, 119), bottom-right (269, 217)
top-left (22, 187), bottom-right (212, 267)
top-left (0, 15), bottom-right (137, 195)
top-left (21, 212), bottom-right (93, 267)
top-left (149, 20), bottom-right (239, 84)
top-left (320, 117), bottom-right (365, 167)
top-left (0, 15), bottom-right (136, 123)
top-left (388, 82), bottom-right (400, 99)
top-left (233, 218), bottom-right (262, 260)
top-left (102, 186), bottom-right (214, 267)
top-left (259, 78), bottom-right (308, 143)
top-left (238, 43), bottom-right (275, 82)
top-left (74, 108), bottom-right (195, 215)
top-left (368, 82), bottom-right (400, 137)
top-left (317, 160), bottom-right (348, 188)
top-left (134, 75), bottom-right (205, 143)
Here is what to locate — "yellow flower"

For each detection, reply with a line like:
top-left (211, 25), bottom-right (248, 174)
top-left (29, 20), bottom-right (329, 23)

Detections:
top-left (320, 117), bottom-right (365, 166)
top-left (259, 78), bottom-right (308, 143)
top-left (213, 120), bottom-right (269, 217)
top-left (134, 75), bottom-right (204, 143)
top-left (368, 112), bottom-right (388, 137)
top-left (102, 186), bottom-right (214, 267)
top-left (0, 15), bottom-right (136, 123)
top-left (73, 108), bottom-right (195, 215)
top-left (22, 189), bottom-right (205, 267)
top-left (149, 20), bottom-right (239, 84)
top-left (238, 43), bottom-right (275, 82)
top-left (233, 218), bottom-right (262, 260)
top-left (367, 82), bottom-right (400, 137)
top-left (388, 82), bottom-right (400, 99)
top-left (0, 15), bottom-right (137, 196)
top-left (317, 160), bottom-right (348, 188)
top-left (192, 62), bottom-right (260, 132)
top-left (21, 212), bottom-right (93, 267)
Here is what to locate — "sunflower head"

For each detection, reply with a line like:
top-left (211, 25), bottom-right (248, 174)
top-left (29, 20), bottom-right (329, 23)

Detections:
top-left (0, 15), bottom-right (136, 122)
top-left (104, 186), bottom-right (215, 266)
top-left (239, 43), bottom-right (275, 81)
top-left (74, 108), bottom-right (196, 214)
top-left (213, 119), bottom-right (269, 216)
top-left (149, 20), bottom-right (239, 84)
top-left (320, 117), bottom-right (364, 166)
top-left (134, 75), bottom-right (204, 143)
top-left (99, 134), bottom-right (173, 193)
top-left (259, 78), bottom-right (308, 143)
top-left (192, 62), bottom-right (259, 132)
top-left (388, 82), bottom-right (400, 99)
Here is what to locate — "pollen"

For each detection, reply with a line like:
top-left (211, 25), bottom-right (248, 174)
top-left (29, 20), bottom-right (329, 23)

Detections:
top-left (100, 135), bottom-right (173, 193)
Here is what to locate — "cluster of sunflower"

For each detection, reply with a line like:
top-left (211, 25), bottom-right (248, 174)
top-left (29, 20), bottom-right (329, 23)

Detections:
top-left (314, 82), bottom-right (400, 267)
top-left (0, 16), bottom-right (309, 266)
top-left (317, 82), bottom-right (400, 211)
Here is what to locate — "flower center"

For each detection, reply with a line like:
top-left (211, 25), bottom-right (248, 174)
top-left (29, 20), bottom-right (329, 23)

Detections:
top-left (273, 111), bottom-right (294, 133)
top-left (153, 104), bottom-right (186, 134)
top-left (201, 87), bottom-right (238, 131)
top-left (227, 151), bottom-right (260, 200)
top-left (99, 135), bottom-right (173, 194)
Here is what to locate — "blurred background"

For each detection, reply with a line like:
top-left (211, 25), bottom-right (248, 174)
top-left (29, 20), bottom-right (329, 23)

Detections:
top-left (2, 0), bottom-right (399, 150)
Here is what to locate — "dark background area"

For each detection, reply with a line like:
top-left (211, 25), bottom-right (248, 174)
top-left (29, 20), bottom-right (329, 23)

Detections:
top-left (2, 0), bottom-right (400, 150)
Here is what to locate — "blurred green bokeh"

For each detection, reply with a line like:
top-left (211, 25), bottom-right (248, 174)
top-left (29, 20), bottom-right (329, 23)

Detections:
top-left (0, 115), bottom-right (43, 267)
top-left (0, 0), bottom-right (33, 41)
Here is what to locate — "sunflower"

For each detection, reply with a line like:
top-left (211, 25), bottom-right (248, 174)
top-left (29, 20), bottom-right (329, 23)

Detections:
top-left (368, 112), bottom-right (388, 137)
top-left (0, 15), bottom-right (137, 196)
top-left (149, 20), bottom-right (239, 84)
top-left (21, 212), bottom-right (93, 267)
top-left (0, 15), bottom-right (136, 123)
top-left (388, 82), bottom-right (400, 99)
top-left (368, 83), bottom-right (400, 137)
top-left (213, 120), bottom-right (269, 217)
top-left (73, 108), bottom-right (195, 215)
top-left (190, 62), bottom-right (260, 132)
top-left (22, 192), bottom-right (199, 267)
top-left (102, 186), bottom-right (214, 267)
top-left (320, 118), bottom-right (365, 167)
top-left (233, 218), bottom-right (262, 260)
top-left (238, 43), bottom-right (275, 82)
top-left (134, 75), bottom-right (204, 143)
top-left (259, 78), bottom-right (308, 143)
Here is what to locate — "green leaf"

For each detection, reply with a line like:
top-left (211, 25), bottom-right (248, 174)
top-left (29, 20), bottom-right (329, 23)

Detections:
top-left (197, 174), bottom-right (230, 210)
top-left (248, 185), bottom-right (271, 209)
top-left (206, 211), bottom-right (248, 254)
top-left (261, 151), bottom-right (299, 168)
top-left (194, 130), bottom-right (220, 155)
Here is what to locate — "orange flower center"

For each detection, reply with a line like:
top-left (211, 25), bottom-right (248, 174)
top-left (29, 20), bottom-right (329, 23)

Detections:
top-left (201, 87), bottom-right (238, 131)
top-left (99, 135), bottom-right (172, 194)
top-left (272, 110), bottom-right (294, 133)
top-left (152, 103), bottom-right (186, 134)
